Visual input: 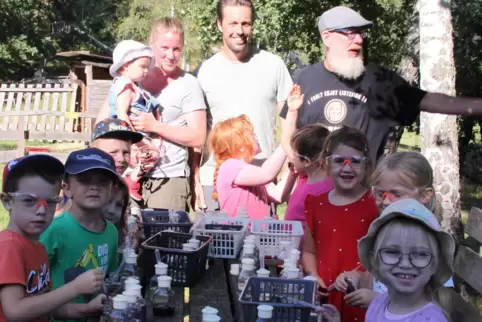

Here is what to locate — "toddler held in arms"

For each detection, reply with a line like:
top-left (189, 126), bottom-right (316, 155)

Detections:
top-left (109, 40), bottom-right (161, 199)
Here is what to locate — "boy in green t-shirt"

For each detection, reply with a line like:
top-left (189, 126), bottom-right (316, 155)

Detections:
top-left (41, 148), bottom-right (120, 321)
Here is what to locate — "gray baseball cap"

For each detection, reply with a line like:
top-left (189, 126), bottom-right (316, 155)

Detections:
top-left (318, 6), bottom-right (372, 33)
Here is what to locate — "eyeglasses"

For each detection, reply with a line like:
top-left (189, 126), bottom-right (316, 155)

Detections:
top-left (331, 28), bottom-right (367, 40)
top-left (371, 186), bottom-right (418, 202)
top-left (326, 155), bottom-right (368, 167)
top-left (379, 248), bottom-right (433, 268)
top-left (8, 192), bottom-right (63, 210)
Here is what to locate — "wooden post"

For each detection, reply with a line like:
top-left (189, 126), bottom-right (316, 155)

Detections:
top-left (16, 116), bottom-right (26, 158)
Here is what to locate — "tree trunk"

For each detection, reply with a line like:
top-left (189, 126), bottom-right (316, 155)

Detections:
top-left (418, 0), bottom-right (462, 241)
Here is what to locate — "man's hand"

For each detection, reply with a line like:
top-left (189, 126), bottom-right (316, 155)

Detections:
top-left (130, 111), bottom-right (157, 133)
top-left (344, 289), bottom-right (379, 308)
top-left (73, 269), bottom-right (104, 295)
top-left (287, 84), bottom-right (304, 111)
top-left (194, 179), bottom-right (207, 211)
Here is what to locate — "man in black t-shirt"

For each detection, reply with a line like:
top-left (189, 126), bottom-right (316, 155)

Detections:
top-left (280, 5), bottom-right (482, 162)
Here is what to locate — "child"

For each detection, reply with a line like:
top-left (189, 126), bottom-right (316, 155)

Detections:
top-left (0, 155), bottom-right (105, 321)
top-left (282, 85), bottom-right (333, 233)
top-left (208, 115), bottom-right (297, 219)
top-left (302, 127), bottom-right (378, 322)
top-left (109, 40), bottom-right (161, 202)
top-left (335, 152), bottom-right (455, 309)
top-left (102, 178), bottom-right (129, 256)
top-left (41, 148), bottom-right (120, 322)
top-left (358, 199), bottom-right (455, 321)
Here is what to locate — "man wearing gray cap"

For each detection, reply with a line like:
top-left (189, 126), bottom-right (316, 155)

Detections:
top-left (280, 5), bottom-right (482, 163)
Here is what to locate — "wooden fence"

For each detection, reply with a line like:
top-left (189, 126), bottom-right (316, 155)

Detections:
top-left (0, 82), bottom-right (97, 161)
top-left (450, 207), bottom-right (482, 321)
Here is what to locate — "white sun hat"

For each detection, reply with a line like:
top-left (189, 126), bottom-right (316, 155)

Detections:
top-left (109, 40), bottom-right (155, 78)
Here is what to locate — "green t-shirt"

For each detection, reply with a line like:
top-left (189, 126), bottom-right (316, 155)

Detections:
top-left (40, 212), bottom-right (118, 321)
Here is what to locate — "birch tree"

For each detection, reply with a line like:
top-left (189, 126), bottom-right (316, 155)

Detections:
top-left (419, 0), bottom-right (462, 240)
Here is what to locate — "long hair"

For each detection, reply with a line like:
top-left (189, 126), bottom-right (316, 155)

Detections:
top-left (207, 114), bottom-right (258, 200)
top-left (371, 151), bottom-right (441, 220)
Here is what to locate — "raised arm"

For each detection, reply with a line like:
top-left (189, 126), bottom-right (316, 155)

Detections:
top-left (234, 145), bottom-right (287, 187)
top-left (281, 84), bottom-right (303, 160)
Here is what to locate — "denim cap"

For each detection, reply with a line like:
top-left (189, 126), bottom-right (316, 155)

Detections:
top-left (318, 6), bottom-right (372, 33)
top-left (110, 40), bottom-right (155, 77)
top-left (91, 118), bottom-right (143, 143)
top-left (358, 199), bottom-right (455, 287)
top-left (3, 155), bottom-right (64, 192)
top-left (65, 147), bottom-right (118, 179)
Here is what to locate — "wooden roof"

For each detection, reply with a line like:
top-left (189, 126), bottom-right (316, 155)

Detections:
top-left (56, 51), bottom-right (112, 65)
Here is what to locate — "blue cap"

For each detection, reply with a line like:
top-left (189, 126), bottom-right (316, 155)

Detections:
top-left (65, 148), bottom-right (118, 178)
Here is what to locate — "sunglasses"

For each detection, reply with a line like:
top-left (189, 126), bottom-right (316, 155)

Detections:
top-left (326, 155), bottom-right (368, 167)
top-left (7, 192), bottom-right (63, 210)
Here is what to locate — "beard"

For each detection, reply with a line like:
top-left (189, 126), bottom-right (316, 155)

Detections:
top-left (327, 53), bottom-right (365, 80)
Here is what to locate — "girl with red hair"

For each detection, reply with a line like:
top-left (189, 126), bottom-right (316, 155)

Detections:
top-left (208, 114), bottom-right (297, 219)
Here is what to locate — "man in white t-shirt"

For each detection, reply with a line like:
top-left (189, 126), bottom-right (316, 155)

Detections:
top-left (194, 0), bottom-right (293, 211)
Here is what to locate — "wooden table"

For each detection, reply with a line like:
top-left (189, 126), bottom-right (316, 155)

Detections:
top-left (147, 259), bottom-right (242, 322)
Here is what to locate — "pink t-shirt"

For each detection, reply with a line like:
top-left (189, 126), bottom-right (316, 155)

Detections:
top-left (216, 159), bottom-right (270, 219)
top-left (285, 175), bottom-right (333, 230)
top-left (366, 293), bottom-right (447, 322)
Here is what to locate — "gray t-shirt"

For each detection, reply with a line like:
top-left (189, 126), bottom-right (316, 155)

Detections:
top-left (146, 71), bottom-right (206, 178)
top-left (196, 49), bottom-right (293, 186)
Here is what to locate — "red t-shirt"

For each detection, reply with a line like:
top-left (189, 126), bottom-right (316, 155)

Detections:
top-left (305, 191), bottom-right (378, 322)
top-left (0, 230), bottom-right (52, 322)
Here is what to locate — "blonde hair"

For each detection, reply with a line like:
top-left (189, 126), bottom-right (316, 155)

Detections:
top-left (207, 115), bottom-right (258, 201)
top-left (370, 218), bottom-right (452, 321)
top-left (371, 152), bottom-right (441, 220)
top-left (149, 17), bottom-right (184, 44)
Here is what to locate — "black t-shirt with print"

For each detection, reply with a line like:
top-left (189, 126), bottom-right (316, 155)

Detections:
top-left (280, 61), bottom-right (427, 163)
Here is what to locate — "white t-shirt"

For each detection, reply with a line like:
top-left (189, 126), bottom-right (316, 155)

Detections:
top-left (146, 71), bottom-right (206, 178)
top-left (196, 49), bottom-right (293, 186)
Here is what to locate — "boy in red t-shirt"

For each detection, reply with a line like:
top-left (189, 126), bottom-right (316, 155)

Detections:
top-left (0, 155), bottom-right (106, 322)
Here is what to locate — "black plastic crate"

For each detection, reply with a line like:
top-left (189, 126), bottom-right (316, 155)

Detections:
top-left (140, 231), bottom-right (212, 287)
top-left (239, 277), bottom-right (316, 322)
top-left (141, 209), bottom-right (192, 238)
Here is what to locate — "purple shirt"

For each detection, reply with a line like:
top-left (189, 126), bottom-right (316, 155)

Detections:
top-left (285, 175), bottom-right (333, 230)
top-left (366, 293), bottom-right (448, 322)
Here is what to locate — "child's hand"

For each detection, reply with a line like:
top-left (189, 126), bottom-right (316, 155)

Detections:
top-left (73, 269), bottom-right (104, 295)
top-left (315, 304), bottom-right (340, 322)
top-left (335, 271), bottom-right (360, 292)
top-left (85, 293), bottom-right (107, 314)
top-left (287, 84), bottom-right (304, 111)
top-left (344, 289), bottom-right (379, 308)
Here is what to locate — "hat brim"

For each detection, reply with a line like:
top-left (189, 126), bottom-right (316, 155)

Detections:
top-left (109, 47), bottom-right (156, 78)
top-left (65, 164), bottom-right (120, 180)
top-left (94, 129), bottom-right (144, 144)
top-left (3, 154), bottom-right (65, 192)
top-left (358, 211), bottom-right (455, 287)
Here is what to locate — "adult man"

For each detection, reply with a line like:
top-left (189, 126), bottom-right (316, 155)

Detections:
top-left (195, 0), bottom-right (293, 210)
top-left (280, 6), bottom-right (482, 163)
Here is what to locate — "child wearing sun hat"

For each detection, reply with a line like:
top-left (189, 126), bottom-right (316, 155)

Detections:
top-left (358, 199), bottom-right (455, 321)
